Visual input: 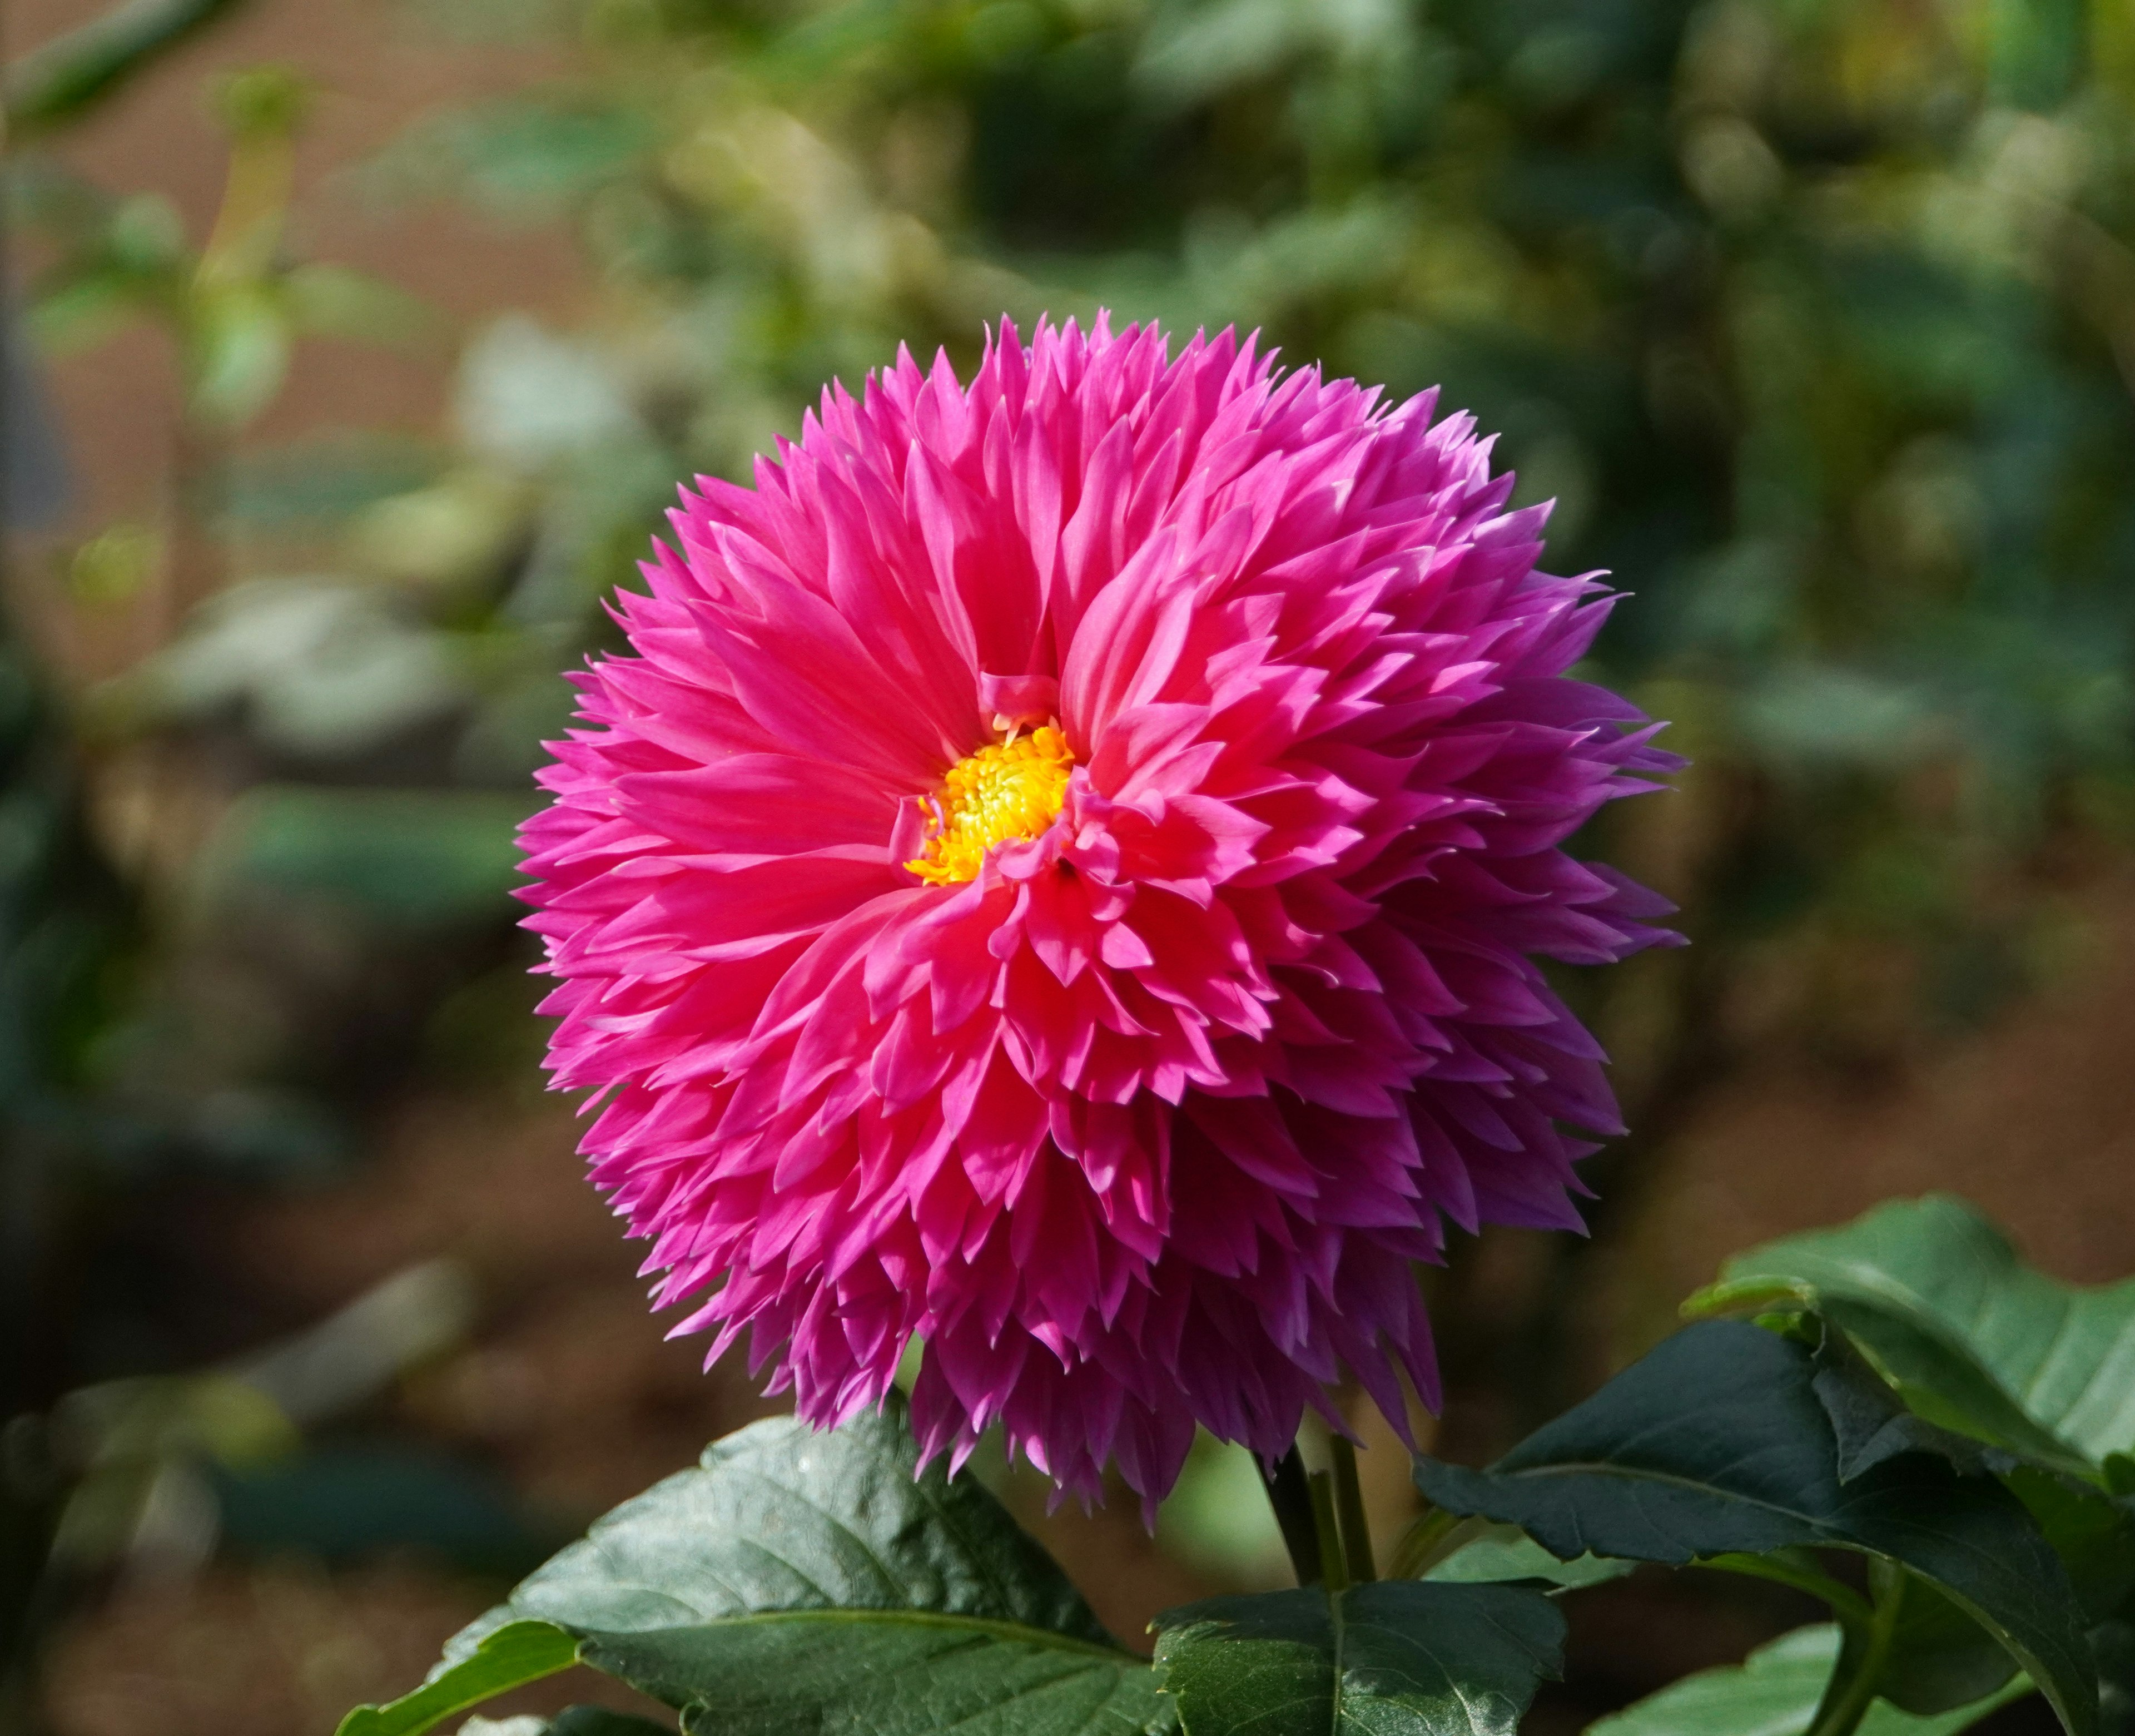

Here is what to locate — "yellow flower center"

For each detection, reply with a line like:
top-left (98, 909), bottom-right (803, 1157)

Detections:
top-left (906, 725), bottom-right (1074, 886)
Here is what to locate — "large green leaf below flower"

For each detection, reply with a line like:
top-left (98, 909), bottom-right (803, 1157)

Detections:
top-left (1151, 1580), bottom-right (1564, 1736)
top-left (1411, 1320), bottom-right (2097, 1736)
top-left (336, 1397), bottom-right (1173, 1736)
top-left (1690, 1194), bottom-right (2135, 1480)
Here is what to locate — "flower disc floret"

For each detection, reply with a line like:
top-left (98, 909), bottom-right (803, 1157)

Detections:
top-left (518, 314), bottom-right (1682, 1516)
top-left (907, 725), bottom-right (1075, 886)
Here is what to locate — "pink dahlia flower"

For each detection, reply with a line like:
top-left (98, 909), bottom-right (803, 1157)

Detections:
top-left (519, 315), bottom-right (1680, 1511)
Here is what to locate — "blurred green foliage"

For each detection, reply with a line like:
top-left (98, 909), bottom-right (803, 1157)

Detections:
top-left (22, 0), bottom-right (2135, 1090)
top-left (339, 0), bottom-right (2135, 1078)
top-left (14, 65), bottom-right (425, 433)
top-left (2, 0), bottom-right (250, 138)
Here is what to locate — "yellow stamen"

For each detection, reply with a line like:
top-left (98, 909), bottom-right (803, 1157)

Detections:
top-left (906, 724), bottom-right (1074, 886)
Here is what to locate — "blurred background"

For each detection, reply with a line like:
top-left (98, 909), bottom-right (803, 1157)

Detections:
top-left (4, 0), bottom-right (2135, 1729)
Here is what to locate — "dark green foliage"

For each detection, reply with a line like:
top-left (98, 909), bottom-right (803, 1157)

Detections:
top-left (1418, 1523), bottom-right (1635, 1592)
top-left (1699, 1197), bottom-right (2135, 1734)
top-left (1413, 1320), bottom-right (2097, 1733)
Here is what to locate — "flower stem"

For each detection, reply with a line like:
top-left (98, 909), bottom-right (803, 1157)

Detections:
top-left (1308, 1470), bottom-right (1349, 1592)
top-left (1328, 1435), bottom-right (1377, 1582)
top-left (1386, 1504), bottom-right (1466, 1579)
top-left (1260, 1446), bottom-right (1324, 1587)
top-left (1804, 1563), bottom-right (1906, 1736)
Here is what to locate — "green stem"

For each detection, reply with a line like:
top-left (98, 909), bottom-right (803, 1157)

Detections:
top-left (1804, 1564), bottom-right (1906, 1736)
top-left (1386, 1505), bottom-right (1467, 1580)
top-left (1260, 1446), bottom-right (1323, 1588)
top-left (1308, 1470), bottom-right (1349, 1593)
top-left (1697, 1550), bottom-right (1877, 1629)
top-left (1328, 1436), bottom-right (1377, 1583)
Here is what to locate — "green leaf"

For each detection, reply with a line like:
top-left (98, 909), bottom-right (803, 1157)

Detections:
top-left (336, 1620), bottom-right (579, 1736)
top-left (474, 1396), bottom-right (1113, 1646)
top-left (381, 1397), bottom-right (1170, 1736)
top-left (1695, 1202), bottom-right (2135, 1710)
top-left (186, 282), bottom-right (291, 426)
top-left (1151, 1580), bottom-right (1564, 1736)
top-left (1809, 1329), bottom-right (1993, 1484)
top-left (1878, 1574), bottom-right (2026, 1714)
top-left (1412, 1321), bottom-right (2097, 1735)
top-left (1695, 1195), bottom-right (2135, 1476)
top-left (26, 266), bottom-right (170, 356)
top-left (590, 1618), bottom-right (1171, 1736)
top-left (2000, 1465), bottom-right (2135, 1623)
top-left (1421, 1521), bottom-right (1636, 1591)
top-left (1587, 1625), bottom-right (2032, 1736)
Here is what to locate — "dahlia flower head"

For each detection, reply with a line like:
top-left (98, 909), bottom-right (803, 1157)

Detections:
top-left (520, 314), bottom-right (1680, 1512)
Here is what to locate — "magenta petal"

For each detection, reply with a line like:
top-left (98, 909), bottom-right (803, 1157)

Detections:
top-left (979, 670), bottom-right (1061, 728)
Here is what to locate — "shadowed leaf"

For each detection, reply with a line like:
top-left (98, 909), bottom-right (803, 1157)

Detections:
top-left (1413, 1321), bottom-right (2096, 1735)
top-left (1694, 1196), bottom-right (2135, 1477)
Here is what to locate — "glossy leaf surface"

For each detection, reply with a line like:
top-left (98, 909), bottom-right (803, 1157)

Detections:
top-left (343, 1400), bottom-right (1169, 1736)
top-left (592, 1618), bottom-right (1171, 1736)
top-left (1153, 1581), bottom-right (1563, 1736)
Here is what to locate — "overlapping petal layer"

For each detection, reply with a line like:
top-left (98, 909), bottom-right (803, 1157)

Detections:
top-left (519, 315), bottom-right (1681, 1510)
